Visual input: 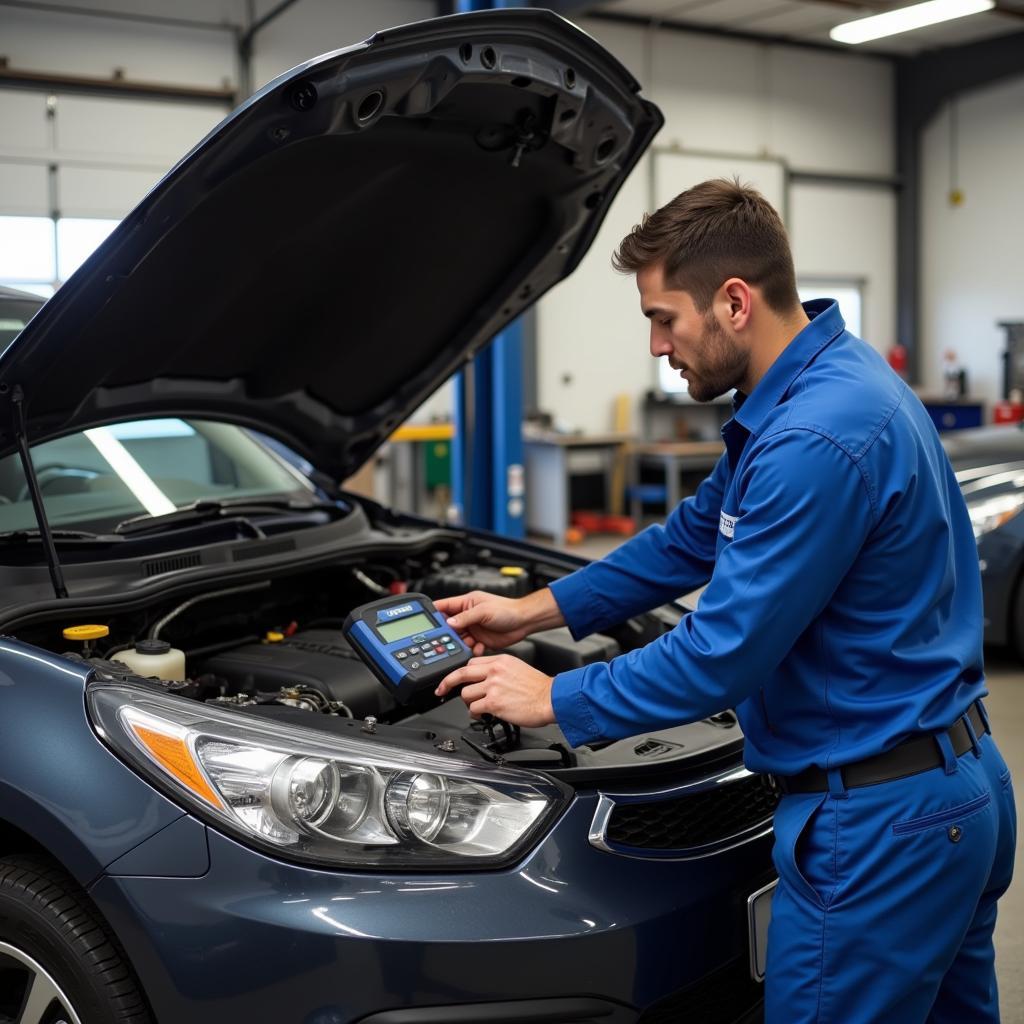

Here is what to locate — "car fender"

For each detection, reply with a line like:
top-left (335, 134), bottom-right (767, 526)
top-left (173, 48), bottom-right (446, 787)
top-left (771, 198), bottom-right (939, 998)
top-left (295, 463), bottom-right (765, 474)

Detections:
top-left (0, 638), bottom-right (186, 885)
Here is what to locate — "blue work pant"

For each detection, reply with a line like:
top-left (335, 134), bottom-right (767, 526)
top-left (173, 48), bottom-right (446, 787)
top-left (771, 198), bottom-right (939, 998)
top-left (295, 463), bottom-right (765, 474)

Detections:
top-left (765, 730), bottom-right (1016, 1023)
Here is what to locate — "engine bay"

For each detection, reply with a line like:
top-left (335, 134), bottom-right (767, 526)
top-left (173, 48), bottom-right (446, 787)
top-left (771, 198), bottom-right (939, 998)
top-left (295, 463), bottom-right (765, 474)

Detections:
top-left (21, 540), bottom-right (742, 780)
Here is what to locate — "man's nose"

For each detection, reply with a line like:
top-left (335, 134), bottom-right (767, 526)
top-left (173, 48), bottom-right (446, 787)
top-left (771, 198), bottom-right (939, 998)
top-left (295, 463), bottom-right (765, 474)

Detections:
top-left (650, 330), bottom-right (672, 359)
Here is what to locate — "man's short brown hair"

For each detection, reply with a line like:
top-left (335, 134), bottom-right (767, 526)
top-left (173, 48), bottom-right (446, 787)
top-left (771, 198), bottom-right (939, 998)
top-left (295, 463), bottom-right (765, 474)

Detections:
top-left (613, 178), bottom-right (799, 314)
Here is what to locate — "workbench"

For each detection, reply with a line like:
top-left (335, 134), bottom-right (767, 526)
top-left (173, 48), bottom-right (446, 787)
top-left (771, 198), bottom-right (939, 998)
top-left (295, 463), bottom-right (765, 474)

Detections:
top-left (627, 440), bottom-right (725, 519)
top-left (523, 432), bottom-right (632, 545)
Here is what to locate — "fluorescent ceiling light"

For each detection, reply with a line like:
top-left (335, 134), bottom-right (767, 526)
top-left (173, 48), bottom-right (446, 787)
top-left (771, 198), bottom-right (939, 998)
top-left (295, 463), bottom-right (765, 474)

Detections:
top-left (830, 0), bottom-right (995, 45)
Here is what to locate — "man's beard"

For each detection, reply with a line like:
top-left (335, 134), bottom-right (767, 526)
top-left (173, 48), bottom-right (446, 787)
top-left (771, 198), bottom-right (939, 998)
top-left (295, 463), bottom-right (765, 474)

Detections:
top-left (684, 311), bottom-right (750, 402)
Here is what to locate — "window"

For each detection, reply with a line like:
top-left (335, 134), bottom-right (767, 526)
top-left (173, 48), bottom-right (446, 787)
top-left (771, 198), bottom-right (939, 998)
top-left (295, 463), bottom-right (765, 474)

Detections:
top-left (56, 218), bottom-right (119, 280)
top-left (0, 216), bottom-right (56, 294)
top-left (797, 279), bottom-right (863, 338)
top-left (0, 214), bottom-right (120, 295)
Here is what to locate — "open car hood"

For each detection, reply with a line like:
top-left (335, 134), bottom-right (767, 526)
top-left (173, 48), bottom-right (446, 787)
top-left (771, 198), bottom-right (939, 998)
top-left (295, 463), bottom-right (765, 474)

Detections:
top-left (0, 9), bottom-right (661, 482)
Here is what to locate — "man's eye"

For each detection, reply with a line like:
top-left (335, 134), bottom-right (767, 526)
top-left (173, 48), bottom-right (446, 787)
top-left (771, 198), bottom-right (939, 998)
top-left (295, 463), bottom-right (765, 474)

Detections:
top-left (659, 319), bottom-right (673, 327)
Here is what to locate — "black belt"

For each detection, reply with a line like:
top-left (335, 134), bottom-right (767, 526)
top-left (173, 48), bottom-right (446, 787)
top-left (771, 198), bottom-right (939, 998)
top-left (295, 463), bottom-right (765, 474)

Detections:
top-left (776, 702), bottom-right (989, 795)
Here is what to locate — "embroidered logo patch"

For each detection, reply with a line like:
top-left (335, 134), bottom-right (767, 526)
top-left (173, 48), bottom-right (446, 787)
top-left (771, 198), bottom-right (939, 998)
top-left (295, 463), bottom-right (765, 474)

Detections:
top-left (719, 511), bottom-right (737, 539)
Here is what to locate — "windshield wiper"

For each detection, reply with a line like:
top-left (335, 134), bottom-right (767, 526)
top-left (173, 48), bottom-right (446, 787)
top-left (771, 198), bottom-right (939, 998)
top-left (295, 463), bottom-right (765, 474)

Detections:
top-left (0, 528), bottom-right (117, 543)
top-left (113, 498), bottom-right (340, 537)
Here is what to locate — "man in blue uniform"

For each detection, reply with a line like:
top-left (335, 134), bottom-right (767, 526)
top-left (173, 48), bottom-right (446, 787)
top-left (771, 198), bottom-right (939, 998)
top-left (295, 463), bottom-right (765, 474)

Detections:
top-left (436, 179), bottom-right (1016, 1022)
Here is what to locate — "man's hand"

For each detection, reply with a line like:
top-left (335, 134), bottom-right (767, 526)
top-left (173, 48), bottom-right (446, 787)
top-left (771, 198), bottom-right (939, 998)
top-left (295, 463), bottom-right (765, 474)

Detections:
top-left (435, 655), bottom-right (556, 728)
top-left (434, 588), bottom-right (564, 656)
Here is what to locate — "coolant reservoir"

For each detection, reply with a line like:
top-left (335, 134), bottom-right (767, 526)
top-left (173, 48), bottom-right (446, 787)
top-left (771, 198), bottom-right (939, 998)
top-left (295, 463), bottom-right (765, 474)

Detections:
top-left (111, 639), bottom-right (186, 681)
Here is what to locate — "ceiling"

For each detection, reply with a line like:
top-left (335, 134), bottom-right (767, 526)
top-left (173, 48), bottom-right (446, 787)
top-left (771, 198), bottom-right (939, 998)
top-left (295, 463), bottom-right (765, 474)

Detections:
top-left (5, 0), bottom-right (1024, 56)
top-left (583, 0), bottom-right (1024, 55)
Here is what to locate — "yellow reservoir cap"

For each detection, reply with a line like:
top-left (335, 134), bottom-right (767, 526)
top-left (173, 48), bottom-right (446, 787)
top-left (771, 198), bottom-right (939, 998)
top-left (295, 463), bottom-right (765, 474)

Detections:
top-left (63, 625), bottom-right (110, 641)
top-left (264, 631), bottom-right (285, 643)
top-left (499, 566), bottom-right (525, 577)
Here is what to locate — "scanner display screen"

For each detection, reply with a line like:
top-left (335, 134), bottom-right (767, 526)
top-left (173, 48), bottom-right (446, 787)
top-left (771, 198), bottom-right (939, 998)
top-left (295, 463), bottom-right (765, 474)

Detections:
top-left (376, 612), bottom-right (435, 643)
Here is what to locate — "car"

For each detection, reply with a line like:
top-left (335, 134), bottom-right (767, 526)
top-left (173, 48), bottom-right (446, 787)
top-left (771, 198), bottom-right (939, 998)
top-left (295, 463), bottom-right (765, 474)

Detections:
top-left (0, 10), bottom-right (776, 1024)
top-left (945, 423), bottom-right (1024, 660)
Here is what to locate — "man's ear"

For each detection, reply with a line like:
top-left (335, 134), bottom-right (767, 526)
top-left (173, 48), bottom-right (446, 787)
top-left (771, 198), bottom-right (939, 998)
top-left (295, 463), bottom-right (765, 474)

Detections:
top-left (720, 278), bottom-right (752, 330)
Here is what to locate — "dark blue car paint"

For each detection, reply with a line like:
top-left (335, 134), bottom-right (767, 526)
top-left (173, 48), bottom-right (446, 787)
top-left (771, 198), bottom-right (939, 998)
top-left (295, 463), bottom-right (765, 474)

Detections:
top-left (105, 814), bottom-right (210, 878)
top-left (978, 516), bottom-right (1024, 647)
top-left (88, 809), bottom-right (770, 1020)
top-left (0, 633), bottom-right (771, 1019)
top-left (0, 639), bottom-right (186, 884)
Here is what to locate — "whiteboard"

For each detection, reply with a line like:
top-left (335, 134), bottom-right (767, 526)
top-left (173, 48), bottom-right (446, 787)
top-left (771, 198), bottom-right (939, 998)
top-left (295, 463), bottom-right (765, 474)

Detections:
top-left (654, 151), bottom-right (787, 225)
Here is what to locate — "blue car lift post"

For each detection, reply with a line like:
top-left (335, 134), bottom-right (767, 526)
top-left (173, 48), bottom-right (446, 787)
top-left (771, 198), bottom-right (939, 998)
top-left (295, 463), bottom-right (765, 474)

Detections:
top-left (450, 0), bottom-right (527, 538)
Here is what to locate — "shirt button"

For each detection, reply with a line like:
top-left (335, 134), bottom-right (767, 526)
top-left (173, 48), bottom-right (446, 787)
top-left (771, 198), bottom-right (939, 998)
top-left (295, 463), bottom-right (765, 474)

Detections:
top-left (948, 825), bottom-right (963, 843)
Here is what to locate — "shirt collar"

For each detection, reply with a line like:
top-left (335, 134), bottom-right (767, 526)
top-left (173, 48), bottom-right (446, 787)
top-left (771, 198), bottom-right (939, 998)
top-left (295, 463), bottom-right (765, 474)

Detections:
top-left (731, 299), bottom-right (846, 435)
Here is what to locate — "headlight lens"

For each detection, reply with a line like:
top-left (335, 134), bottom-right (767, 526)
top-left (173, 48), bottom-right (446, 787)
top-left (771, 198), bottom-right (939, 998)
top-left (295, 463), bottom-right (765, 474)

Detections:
top-left (967, 492), bottom-right (1024, 539)
top-left (88, 683), bottom-right (567, 868)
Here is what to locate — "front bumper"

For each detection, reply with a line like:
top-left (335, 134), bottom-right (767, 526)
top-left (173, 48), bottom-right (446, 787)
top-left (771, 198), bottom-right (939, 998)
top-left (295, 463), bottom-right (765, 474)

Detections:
top-left (89, 792), bottom-right (771, 1023)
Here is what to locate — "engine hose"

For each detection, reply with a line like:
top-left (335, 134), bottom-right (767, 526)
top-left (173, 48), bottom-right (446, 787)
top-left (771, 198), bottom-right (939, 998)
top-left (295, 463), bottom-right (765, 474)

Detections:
top-left (352, 568), bottom-right (389, 595)
top-left (148, 581), bottom-right (271, 641)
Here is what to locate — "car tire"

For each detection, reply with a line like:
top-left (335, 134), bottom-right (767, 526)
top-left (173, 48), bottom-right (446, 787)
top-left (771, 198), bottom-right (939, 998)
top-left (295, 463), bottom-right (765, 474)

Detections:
top-left (0, 855), bottom-right (152, 1024)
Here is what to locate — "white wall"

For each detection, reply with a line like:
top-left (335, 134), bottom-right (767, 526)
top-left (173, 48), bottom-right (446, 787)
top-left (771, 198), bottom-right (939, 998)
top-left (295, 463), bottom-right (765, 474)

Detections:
top-left (0, 4), bottom-right (897, 430)
top-left (251, 0), bottom-right (434, 90)
top-left (921, 76), bottom-right (1024, 408)
top-left (536, 17), bottom-right (896, 434)
top-left (790, 183), bottom-right (897, 354)
top-left (0, 1), bottom-right (240, 91)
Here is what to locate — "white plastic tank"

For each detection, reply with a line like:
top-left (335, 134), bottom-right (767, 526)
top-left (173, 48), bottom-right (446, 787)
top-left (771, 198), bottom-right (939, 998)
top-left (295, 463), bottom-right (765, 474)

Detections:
top-left (111, 639), bottom-right (186, 681)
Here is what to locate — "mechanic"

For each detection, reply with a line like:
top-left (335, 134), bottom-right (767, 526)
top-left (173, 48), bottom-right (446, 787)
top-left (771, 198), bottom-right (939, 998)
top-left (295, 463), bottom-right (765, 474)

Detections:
top-left (435, 178), bottom-right (1017, 1023)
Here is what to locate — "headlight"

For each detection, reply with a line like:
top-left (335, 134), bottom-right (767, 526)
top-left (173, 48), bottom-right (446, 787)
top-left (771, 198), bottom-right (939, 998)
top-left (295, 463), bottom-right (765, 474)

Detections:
top-left (967, 492), bottom-right (1024, 540)
top-left (88, 683), bottom-right (567, 869)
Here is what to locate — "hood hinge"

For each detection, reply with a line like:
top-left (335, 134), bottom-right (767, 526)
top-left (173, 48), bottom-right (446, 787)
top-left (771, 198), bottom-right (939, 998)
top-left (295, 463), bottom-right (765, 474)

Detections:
top-left (10, 385), bottom-right (68, 599)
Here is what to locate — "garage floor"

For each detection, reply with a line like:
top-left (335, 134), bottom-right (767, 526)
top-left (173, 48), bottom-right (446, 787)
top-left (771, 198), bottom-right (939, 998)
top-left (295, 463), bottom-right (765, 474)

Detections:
top-left (544, 533), bottom-right (1023, 1020)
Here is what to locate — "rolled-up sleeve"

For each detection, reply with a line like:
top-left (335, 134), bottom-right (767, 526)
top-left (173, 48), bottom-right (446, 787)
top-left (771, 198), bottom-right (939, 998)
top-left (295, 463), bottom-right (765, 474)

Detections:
top-left (551, 429), bottom-right (875, 748)
top-left (549, 453), bottom-right (729, 639)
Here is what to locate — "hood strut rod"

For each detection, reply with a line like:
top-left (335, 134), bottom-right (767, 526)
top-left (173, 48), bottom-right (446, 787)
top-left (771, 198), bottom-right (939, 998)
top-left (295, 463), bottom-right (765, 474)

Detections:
top-left (11, 386), bottom-right (68, 599)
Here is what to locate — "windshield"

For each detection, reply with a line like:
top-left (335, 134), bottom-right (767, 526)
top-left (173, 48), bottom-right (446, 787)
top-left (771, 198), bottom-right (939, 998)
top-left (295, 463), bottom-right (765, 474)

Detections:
top-left (0, 418), bottom-right (315, 534)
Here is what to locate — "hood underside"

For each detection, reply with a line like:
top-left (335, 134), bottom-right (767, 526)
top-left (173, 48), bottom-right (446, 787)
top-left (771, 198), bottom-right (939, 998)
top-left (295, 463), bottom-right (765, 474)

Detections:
top-left (0, 9), bottom-right (661, 481)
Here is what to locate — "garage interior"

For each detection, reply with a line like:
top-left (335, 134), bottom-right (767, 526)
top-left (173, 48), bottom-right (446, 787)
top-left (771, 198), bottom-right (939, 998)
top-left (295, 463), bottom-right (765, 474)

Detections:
top-left (1, 0), bottom-right (1023, 1019)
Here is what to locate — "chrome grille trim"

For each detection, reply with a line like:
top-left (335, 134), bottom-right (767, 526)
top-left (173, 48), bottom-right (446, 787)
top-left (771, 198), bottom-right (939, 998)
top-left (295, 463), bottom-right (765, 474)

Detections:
top-left (588, 765), bottom-right (776, 861)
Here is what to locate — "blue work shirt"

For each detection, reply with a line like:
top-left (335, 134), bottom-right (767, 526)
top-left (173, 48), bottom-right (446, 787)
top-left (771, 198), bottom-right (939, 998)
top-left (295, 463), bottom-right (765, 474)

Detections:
top-left (549, 300), bottom-right (986, 776)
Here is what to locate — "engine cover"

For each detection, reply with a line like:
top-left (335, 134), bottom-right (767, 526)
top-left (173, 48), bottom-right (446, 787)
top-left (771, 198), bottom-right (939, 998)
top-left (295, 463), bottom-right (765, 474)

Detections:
top-left (199, 629), bottom-right (396, 719)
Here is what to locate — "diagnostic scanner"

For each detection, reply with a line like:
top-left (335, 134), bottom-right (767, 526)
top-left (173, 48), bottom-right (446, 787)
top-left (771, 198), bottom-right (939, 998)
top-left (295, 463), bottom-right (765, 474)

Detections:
top-left (343, 593), bottom-right (471, 704)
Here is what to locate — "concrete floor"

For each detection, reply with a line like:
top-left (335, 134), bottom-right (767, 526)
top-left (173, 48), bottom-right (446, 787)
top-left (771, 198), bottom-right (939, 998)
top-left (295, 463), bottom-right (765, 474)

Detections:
top-left (538, 532), bottom-right (1023, 1020)
top-left (985, 650), bottom-right (1022, 1022)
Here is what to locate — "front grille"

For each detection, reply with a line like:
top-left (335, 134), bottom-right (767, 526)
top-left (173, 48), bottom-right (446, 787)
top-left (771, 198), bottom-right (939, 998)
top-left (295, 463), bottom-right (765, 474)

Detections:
top-left (607, 773), bottom-right (779, 851)
top-left (638, 956), bottom-right (764, 1024)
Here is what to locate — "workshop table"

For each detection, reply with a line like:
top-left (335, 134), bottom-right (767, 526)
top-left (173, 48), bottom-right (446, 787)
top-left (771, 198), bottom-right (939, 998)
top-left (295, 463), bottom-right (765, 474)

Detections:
top-left (627, 440), bottom-right (725, 520)
top-left (523, 432), bottom-right (633, 545)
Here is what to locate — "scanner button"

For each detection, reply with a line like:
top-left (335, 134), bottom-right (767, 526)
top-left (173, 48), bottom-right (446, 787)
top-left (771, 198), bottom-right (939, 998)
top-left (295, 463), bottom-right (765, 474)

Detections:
top-left (396, 652), bottom-right (408, 660)
top-left (409, 661), bottom-right (420, 670)
top-left (413, 635), bottom-right (428, 644)
top-left (446, 643), bottom-right (457, 650)
top-left (440, 635), bottom-right (451, 643)
top-left (408, 646), bottom-right (420, 654)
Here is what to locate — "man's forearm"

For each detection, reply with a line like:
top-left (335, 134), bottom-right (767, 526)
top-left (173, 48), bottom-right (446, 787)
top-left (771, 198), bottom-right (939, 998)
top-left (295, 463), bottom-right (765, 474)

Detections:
top-left (519, 587), bottom-right (566, 634)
